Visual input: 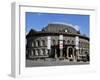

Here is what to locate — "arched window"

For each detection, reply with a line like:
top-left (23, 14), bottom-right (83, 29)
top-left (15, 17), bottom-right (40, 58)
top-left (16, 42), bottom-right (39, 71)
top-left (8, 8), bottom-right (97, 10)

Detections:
top-left (40, 49), bottom-right (43, 55)
top-left (52, 39), bottom-right (56, 45)
top-left (31, 50), bottom-right (34, 56)
top-left (45, 49), bottom-right (48, 56)
top-left (85, 52), bottom-right (88, 55)
top-left (35, 49), bottom-right (38, 56)
top-left (41, 40), bottom-right (45, 46)
top-left (33, 49), bottom-right (35, 55)
top-left (35, 41), bottom-right (38, 47)
top-left (81, 42), bottom-right (84, 48)
top-left (42, 49), bottom-right (45, 55)
top-left (67, 40), bottom-right (70, 44)
top-left (32, 42), bottom-right (34, 47)
top-left (63, 40), bottom-right (66, 45)
top-left (37, 49), bottom-right (40, 56)
top-left (37, 40), bottom-right (40, 47)
top-left (34, 41), bottom-right (36, 47)
top-left (72, 40), bottom-right (74, 44)
top-left (35, 40), bottom-right (40, 47)
top-left (28, 50), bottom-right (31, 57)
top-left (28, 42), bottom-right (32, 47)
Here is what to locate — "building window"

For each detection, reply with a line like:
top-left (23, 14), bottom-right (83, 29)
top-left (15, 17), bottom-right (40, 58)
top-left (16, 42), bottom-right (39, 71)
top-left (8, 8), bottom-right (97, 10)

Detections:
top-left (40, 49), bottom-right (43, 55)
top-left (38, 40), bottom-right (40, 47)
top-left (38, 49), bottom-right (40, 55)
top-left (45, 49), bottom-right (48, 56)
top-left (35, 41), bottom-right (38, 47)
top-left (41, 40), bottom-right (45, 46)
top-left (63, 40), bottom-right (66, 45)
top-left (79, 48), bottom-right (82, 55)
top-left (42, 49), bottom-right (45, 55)
top-left (67, 40), bottom-right (70, 44)
top-left (52, 39), bottom-right (56, 45)
top-left (72, 40), bottom-right (74, 44)
top-left (34, 41), bottom-right (36, 47)
top-left (31, 50), bottom-right (34, 56)
top-left (35, 49), bottom-right (38, 56)
top-left (32, 42), bottom-right (34, 47)
top-left (28, 42), bottom-right (32, 47)
top-left (85, 52), bottom-right (88, 55)
top-left (81, 42), bottom-right (84, 48)
top-left (35, 40), bottom-right (40, 47)
top-left (33, 49), bottom-right (35, 55)
top-left (28, 50), bottom-right (31, 57)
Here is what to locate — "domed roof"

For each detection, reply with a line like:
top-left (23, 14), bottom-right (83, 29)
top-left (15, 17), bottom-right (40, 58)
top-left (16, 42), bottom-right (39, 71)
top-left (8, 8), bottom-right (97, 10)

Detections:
top-left (42, 22), bottom-right (78, 34)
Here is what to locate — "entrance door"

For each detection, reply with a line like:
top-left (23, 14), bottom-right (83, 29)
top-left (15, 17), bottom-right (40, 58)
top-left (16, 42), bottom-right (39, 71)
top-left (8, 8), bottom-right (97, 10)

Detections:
top-left (68, 47), bottom-right (73, 58)
top-left (63, 47), bottom-right (67, 58)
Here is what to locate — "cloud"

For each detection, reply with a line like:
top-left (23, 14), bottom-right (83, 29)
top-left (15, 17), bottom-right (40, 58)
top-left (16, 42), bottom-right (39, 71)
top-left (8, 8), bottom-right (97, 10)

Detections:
top-left (26, 32), bottom-right (29, 35)
top-left (74, 25), bottom-right (80, 31)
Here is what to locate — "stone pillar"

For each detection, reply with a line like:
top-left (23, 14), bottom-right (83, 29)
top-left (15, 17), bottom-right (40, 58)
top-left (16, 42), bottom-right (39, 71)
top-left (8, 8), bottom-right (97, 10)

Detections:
top-left (54, 49), bottom-right (57, 59)
top-left (59, 35), bottom-right (63, 59)
top-left (47, 36), bottom-right (51, 57)
top-left (75, 36), bottom-right (79, 61)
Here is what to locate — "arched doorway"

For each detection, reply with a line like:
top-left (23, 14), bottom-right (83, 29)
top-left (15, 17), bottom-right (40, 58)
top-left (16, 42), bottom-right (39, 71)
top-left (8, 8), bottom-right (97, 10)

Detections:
top-left (68, 47), bottom-right (73, 58)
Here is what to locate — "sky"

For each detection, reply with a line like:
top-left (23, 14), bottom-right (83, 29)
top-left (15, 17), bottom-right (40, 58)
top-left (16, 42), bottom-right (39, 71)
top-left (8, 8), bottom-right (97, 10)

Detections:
top-left (26, 12), bottom-right (89, 37)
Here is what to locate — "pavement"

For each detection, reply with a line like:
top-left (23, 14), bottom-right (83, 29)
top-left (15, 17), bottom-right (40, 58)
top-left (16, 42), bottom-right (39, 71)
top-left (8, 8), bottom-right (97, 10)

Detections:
top-left (26, 58), bottom-right (89, 67)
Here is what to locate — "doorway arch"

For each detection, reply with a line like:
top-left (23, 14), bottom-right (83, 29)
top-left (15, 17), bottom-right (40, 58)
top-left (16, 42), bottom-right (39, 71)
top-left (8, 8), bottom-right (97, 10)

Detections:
top-left (67, 47), bottom-right (73, 58)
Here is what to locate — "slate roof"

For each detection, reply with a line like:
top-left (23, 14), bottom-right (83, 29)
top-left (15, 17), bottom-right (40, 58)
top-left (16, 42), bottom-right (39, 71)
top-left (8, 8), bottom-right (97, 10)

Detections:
top-left (26, 23), bottom-right (89, 41)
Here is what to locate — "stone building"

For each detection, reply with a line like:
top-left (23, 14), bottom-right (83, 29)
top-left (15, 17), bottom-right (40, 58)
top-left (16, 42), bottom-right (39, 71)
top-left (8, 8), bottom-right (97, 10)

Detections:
top-left (26, 23), bottom-right (89, 62)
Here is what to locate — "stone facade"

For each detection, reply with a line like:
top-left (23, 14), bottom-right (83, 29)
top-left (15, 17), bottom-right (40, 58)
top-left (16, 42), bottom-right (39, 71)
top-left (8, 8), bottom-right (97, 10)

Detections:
top-left (26, 23), bottom-right (89, 62)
